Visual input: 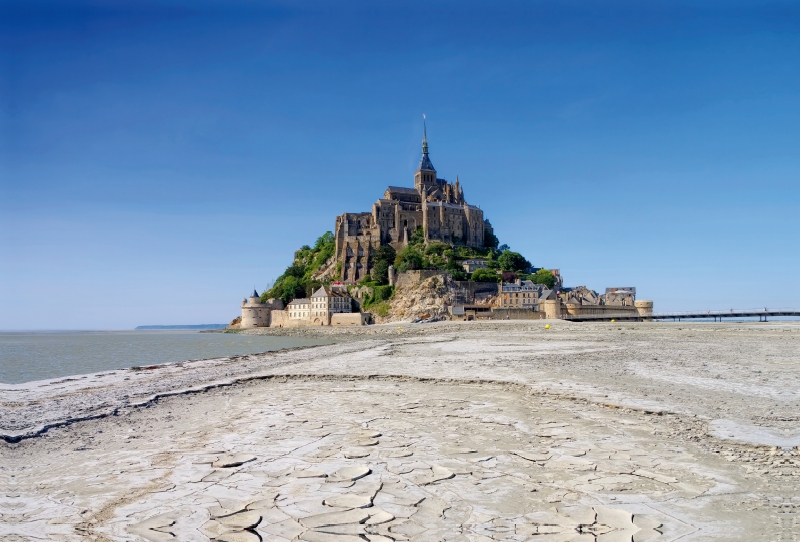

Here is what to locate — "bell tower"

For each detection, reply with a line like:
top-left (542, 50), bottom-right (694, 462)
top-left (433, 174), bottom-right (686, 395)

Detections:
top-left (414, 116), bottom-right (437, 194)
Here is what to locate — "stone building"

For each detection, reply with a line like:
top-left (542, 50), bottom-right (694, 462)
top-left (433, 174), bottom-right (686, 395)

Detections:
top-left (239, 286), bottom-right (363, 328)
top-left (240, 290), bottom-right (284, 329)
top-left (285, 286), bottom-right (357, 325)
top-left (462, 259), bottom-right (488, 274)
top-left (334, 123), bottom-right (493, 283)
top-left (497, 280), bottom-right (545, 309)
top-left (287, 298), bottom-right (311, 320)
top-left (310, 285), bottom-right (353, 324)
top-left (603, 287), bottom-right (637, 307)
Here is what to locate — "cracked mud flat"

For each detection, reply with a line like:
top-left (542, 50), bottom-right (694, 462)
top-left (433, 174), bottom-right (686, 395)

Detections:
top-left (2, 321), bottom-right (799, 541)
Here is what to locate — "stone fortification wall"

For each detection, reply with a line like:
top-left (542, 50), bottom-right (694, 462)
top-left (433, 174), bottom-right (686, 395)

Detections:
top-left (489, 308), bottom-right (546, 320)
top-left (543, 299), bottom-right (562, 319)
top-left (241, 307), bottom-right (271, 328)
top-left (240, 298), bottom-right (285, 329)
top-left (453, 281), bottom-right (500, 304)
top-left (564, 304), bottom-right (638, 318)
top-left (331, 313), bottom-right (370, 326)
top-left (267, 310), bottom-right (370, 327)
top-left (635, 300), bottom-right (654, 321)
top-left (269, 310), bottom-right (289, 328)
top-left (394, 270), bottom-right (446, 289)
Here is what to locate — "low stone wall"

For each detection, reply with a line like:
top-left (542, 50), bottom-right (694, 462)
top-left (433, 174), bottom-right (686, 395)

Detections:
top-left (564, 304), bottom-right (638, 318)
top-left (394, 270), bottom-right (448, 289)
top-left (489, 308), bottom-right (545, 320)
top-left (457, 307), bottom-right (545, 321)
top-left (331, 312), bottom-right (370, 326)
top-left (269, 311), bottom-right (289, 328)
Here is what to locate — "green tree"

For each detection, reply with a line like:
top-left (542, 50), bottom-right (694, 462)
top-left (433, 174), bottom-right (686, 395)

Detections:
top-left (262, 231), bottom-right (337, 303)
top-left (448, 267), bottom-right (469, 281)
top-left (314, 231), bottom-right (334, 250)
top-left (531, 269), bottom-right (556, 289)
top-left (371, 245), bottom-right (397, 285)
top-left (275, 276), bottom-right (305, 303)
top-left (284, 263), bottom-right (305, 279)
top-left (484, 229), bottom-right (499, 249)
top-left (424, 241), bottom-right (449, 256)
top-left (497, 250), bottom-right (531, 273)
top-left (395, 244), bottom-right (425, 272)
top-left (409, 225), bottom-right (425, 246)
top-left (471, 268), bottom-right (500, 283)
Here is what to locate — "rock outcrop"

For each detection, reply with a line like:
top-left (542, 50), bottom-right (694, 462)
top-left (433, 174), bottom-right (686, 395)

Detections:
top-left (375, 272), bottom-right (456, 323)
top-left (227, 316), bottom-right (242, 329)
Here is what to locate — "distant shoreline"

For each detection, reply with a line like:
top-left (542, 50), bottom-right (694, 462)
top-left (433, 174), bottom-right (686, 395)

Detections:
top-left (134, 324), bottom-right (227, 330)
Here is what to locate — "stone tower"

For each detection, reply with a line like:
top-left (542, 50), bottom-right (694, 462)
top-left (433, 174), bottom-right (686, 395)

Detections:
top-left (333, 119), bottom-right (491, 283)
top-left (240, 289), bottom-right (284, 328)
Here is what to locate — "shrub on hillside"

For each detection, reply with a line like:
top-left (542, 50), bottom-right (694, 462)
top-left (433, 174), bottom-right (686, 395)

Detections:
top-left (263, 231), bottom-right (336, 303)
top-left (471, 268), bottom-right (500, 283)
top-left (531, 268), bottom-right (556, 289)
top-left (497, 250), bottom-right (531, 273)
top-left (371, 245), bottom-right (396, 285)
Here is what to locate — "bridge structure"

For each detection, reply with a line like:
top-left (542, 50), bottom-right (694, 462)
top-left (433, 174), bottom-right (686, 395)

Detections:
top-left (563, 307), bottom-right (800, 323)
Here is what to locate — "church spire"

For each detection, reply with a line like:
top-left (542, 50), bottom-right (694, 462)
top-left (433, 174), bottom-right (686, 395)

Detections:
top-left (422, 114), bottom-right (428, 155)
top-left (416, 114), bottom-right (435, 172)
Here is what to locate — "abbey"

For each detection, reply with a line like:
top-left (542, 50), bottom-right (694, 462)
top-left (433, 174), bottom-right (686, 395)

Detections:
top-left (334, 124), bottom-right (493, 283)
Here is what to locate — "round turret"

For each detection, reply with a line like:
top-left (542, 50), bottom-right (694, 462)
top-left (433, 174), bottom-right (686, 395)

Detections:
top-left (241, 289), bottom-right (271, 328)
top-left (635, 300), bottom-right (654, 321)
top-left (543, 299), bottom-right (562, 320)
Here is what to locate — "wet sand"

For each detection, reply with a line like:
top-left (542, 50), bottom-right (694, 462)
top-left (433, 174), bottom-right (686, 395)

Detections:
top-left (2, 321), bottom-right (799, 541)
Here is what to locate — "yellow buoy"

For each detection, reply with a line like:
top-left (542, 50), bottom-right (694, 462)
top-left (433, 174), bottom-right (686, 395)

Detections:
top-left (611, 319), bottom-right (616, 323)
top-left (544, 324), bottom-right (551, 329)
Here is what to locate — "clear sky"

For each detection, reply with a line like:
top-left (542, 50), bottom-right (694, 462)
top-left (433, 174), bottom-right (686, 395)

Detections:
top-left (2, 0), bottom-right (799, 330)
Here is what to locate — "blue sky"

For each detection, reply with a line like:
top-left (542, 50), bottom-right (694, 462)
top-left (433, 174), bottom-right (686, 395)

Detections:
top-left (1, 0), bottom-right (799, 329)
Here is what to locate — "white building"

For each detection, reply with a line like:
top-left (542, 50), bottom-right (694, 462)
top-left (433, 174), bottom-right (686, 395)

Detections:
top-left (287, 298), bottom-right (311, 320)
top-left (311, 285), bottom-right (352, 322)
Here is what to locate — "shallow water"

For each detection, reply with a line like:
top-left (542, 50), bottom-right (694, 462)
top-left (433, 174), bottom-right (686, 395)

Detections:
top-left (0, 330), bottom-right (334, 384)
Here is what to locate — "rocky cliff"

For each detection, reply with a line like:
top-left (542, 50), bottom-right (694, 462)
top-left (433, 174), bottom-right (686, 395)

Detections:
top-left (373, 273), bottom-right (457, 324)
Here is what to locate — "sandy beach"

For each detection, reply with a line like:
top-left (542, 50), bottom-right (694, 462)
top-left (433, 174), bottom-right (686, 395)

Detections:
top-left (2, 320), bottom-right (799, 541)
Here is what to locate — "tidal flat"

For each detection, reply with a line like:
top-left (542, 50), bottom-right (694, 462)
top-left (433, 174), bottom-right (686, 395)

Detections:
top-left (1, 321), bottom-right (799, 541)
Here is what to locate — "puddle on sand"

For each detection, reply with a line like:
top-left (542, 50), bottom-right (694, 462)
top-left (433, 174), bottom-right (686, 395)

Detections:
top-left (709, 419), bottom-right (800, 448)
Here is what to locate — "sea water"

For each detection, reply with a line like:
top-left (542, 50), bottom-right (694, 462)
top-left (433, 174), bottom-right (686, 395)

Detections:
top-left (0, 330), bottom-right (334, 384)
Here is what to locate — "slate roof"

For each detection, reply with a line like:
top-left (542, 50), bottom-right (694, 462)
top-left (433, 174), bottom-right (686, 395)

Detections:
top-left (386, 186), bottom-right (419, 195)
top-left (540, 289), bottom-right (556, 300)
top-left (312, 286), bottom-right (351, 298)
top-left (387, 186), bottom-right (418, 194)
top-left (288, 298), bottom-right (310, 305)
top-left (417, 152), bottom-right (435, 172)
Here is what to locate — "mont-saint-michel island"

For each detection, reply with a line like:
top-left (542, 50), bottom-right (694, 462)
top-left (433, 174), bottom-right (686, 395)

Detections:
top-left (4, 5), bottom-right (800, 542)
top-left (234, 125), bottom-right (654, 329)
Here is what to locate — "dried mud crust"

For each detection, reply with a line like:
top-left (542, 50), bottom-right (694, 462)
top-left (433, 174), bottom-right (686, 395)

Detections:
top-left (4, 321), bottom-right (800, 443)
top-left (2, 321), bottom-right (800, 541)
top-left (6, 377), bottom-right (798, 541)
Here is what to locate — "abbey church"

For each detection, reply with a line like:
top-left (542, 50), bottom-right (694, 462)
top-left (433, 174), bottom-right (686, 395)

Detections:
top-left (334, 124), bottom-right (493, 283)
